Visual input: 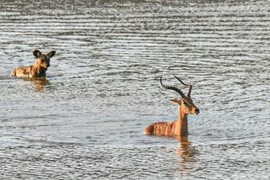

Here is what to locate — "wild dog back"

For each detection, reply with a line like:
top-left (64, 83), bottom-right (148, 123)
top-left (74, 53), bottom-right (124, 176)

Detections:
top-left (10, 49), bottom-right (56, 78)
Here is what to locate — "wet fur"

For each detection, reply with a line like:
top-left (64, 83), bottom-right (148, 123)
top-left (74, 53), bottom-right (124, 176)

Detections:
top-left (10, 50), bottom-right (56, 78)
top-left (144, 121), bottom-right (177, 137)
top-left (144, 96), bottom-right (199, 138)
top-left (10, 66), bottom-right (47, 78)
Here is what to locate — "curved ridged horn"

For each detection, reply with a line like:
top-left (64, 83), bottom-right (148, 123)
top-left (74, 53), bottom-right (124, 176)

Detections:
top-left (160, 75), bottom-right (186, 98)
top-left (173, 75), bottom-right (192, 97)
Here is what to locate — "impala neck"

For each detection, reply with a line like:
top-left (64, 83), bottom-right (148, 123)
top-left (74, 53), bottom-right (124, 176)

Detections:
top-left (175, 106), bottom-right (188, 137)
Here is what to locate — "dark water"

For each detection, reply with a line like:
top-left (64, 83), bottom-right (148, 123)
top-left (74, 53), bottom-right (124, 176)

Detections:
top-left (0, 0), bottom-right (269, 179)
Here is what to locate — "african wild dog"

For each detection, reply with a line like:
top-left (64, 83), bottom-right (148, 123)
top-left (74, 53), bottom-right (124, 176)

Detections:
top-left (10, 49), bottom-right (56, 78)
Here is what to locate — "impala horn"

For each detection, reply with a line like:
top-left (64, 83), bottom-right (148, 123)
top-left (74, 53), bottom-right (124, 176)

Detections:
top-left (173, 75), bottom-right (192, 97)
top-left (160, 75), bottom-right (186, 98)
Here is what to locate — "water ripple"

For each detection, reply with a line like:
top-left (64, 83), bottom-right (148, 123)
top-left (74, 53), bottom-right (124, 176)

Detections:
top-left (0, 0), bottom-right (270, 179)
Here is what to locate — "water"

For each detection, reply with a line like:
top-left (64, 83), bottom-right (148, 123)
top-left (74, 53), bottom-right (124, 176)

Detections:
top-left (0, 0), bottom-right (269, 179)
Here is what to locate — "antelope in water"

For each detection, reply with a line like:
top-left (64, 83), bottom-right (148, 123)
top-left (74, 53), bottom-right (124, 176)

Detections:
top-left (144, 75), bottom-right (200, 139)
top-left (10, 49), bottom-right (56, 78)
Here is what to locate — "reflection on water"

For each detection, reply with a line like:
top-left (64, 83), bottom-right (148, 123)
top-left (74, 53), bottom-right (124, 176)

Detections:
top-left (25, 78), bottom-right (50, 92)
top-left (176, 140), bottom-right (199, 176)
top-left (0, 0), bottom-right (270, 179)
top-left (177, 139), bottom-right (198, 162)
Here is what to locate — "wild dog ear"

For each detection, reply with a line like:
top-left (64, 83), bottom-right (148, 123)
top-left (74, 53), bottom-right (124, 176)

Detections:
top-left (169, 99), bottom-right (180, 105)
top-left (33, 50), bottom-right (42, 58)
top-left (47, 51), bottom-right (56, 58)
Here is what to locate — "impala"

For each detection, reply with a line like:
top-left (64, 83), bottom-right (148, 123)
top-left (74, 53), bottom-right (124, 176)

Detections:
top-left (144, 75), bottom-right (199, 138)
top-left (10, 49), bottom-right (56, 78)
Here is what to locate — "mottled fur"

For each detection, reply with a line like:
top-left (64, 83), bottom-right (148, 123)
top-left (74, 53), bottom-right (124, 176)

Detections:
top-left (10, 50), bottom-right (56, 78)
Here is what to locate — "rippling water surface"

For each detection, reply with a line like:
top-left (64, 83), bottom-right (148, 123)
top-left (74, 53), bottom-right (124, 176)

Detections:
top-left (0, 0), bottom-right (269, 179)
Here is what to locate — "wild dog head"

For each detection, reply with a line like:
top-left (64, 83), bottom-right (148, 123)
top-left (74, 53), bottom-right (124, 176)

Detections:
top-left (33, 49), bottom-right (56, 70)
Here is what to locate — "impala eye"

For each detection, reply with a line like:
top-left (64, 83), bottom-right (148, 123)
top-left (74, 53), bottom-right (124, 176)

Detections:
top-left (183, 100), bottom-right (190, 107)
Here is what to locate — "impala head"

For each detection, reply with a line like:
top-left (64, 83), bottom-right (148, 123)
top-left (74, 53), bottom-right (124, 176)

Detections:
top-left (33, 49), bottom-right (56, 69)
top-left (160, 75), bottom-right (200, 115)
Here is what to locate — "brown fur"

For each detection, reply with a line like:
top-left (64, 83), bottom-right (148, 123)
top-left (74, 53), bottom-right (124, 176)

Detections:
top-left (144, 96), bottom-right (199, 138)
top-left (10, 49), bottom-right (56, 78)
top-left (144, 122), bottom-right (176, 136)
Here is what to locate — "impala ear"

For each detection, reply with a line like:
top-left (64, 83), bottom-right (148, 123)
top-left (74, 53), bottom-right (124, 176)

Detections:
top-left (169, 99), bottom-right (180, 105)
